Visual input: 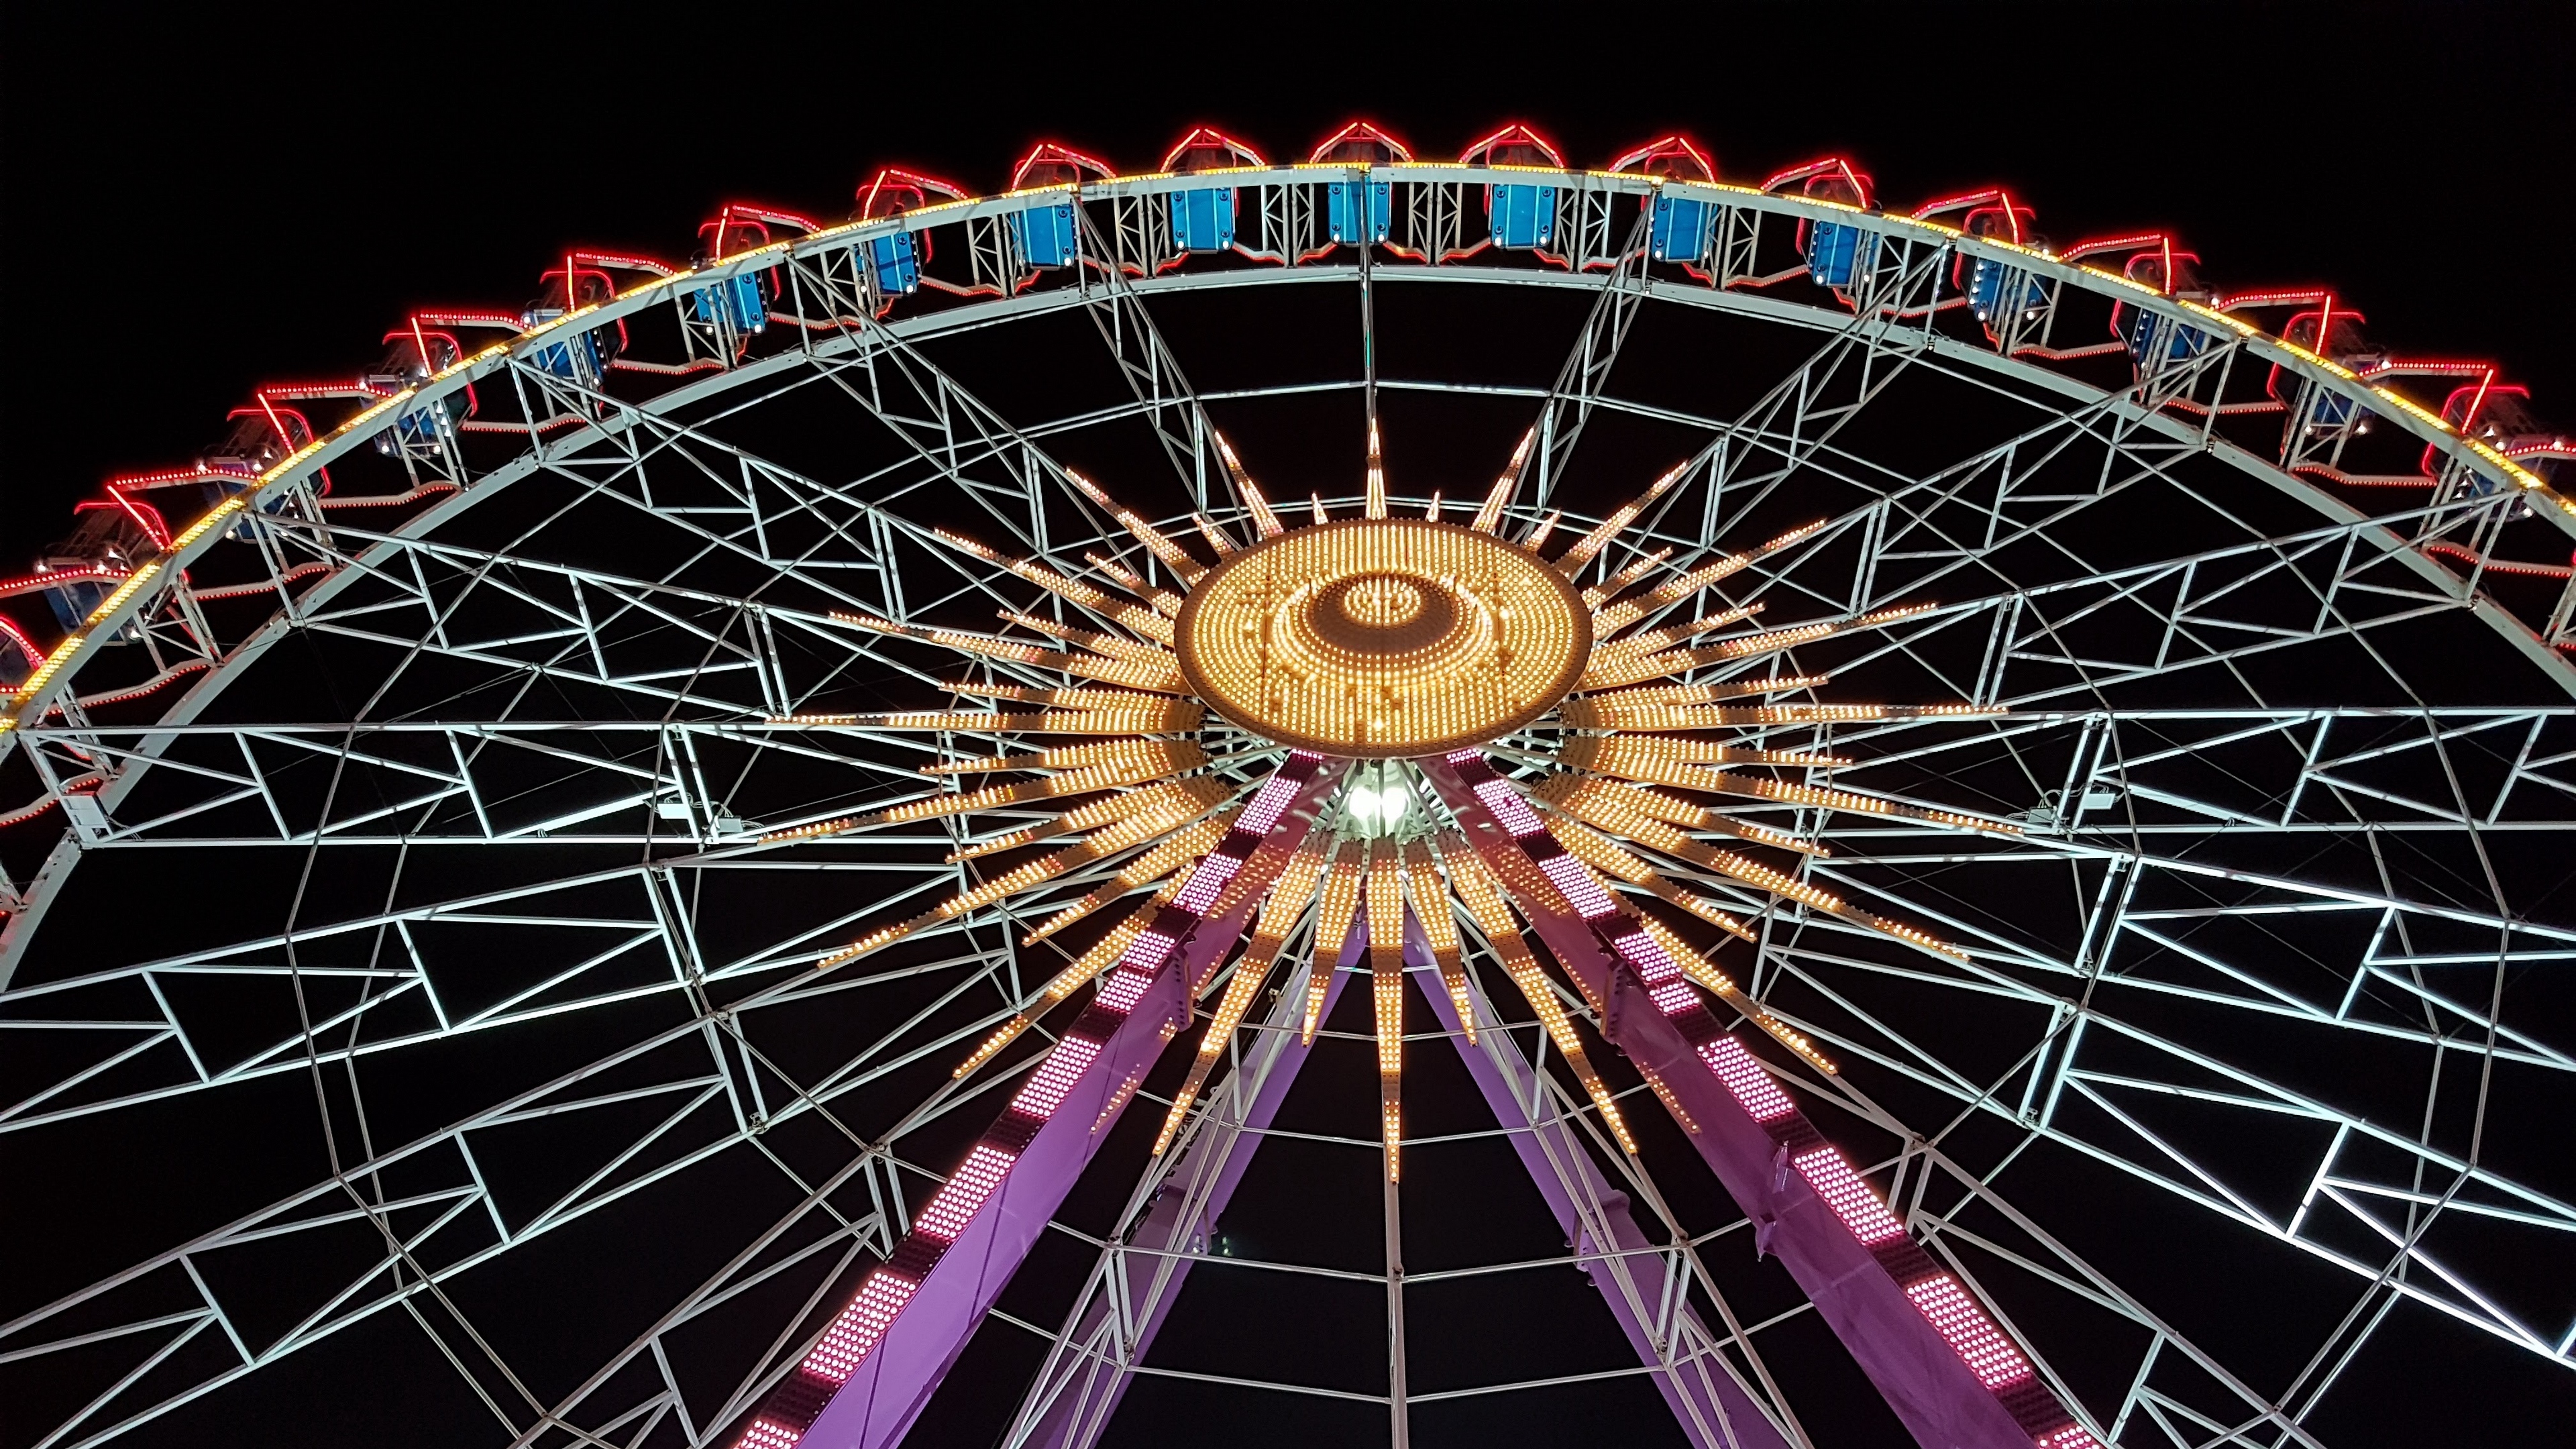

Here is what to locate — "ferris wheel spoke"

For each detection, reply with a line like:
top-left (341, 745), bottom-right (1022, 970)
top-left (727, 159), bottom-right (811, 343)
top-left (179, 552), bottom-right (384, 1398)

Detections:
top-left (0, 884), bottom-right (1049, 1448)
top-left (1430, 946), bottom-right (1809, 1448)
top-left (1676, 248), bottom-right (1957, 543)
top-left (268, 526), bottom-right (827, 718)
top-left (1776, 934), bottom-right (2573, 1235)
top-left (5, 714), bottom-right (949, 848)
top-left (13, 143), bottom-right (2575, 1448)
top-left (1839, 1121), bottom-right (2334, 1449)
top-left (40, 482), bottom-right (1158, 850)
top-left (1566, 325), bottom-right (2552, 728)
top-left (0, 845), bottom-right (987, 1128)
top-left (1665, 645), bottom-right (2576, 1379)
top-left (1739, 867), bottom-right (2575, 1368)
top-left (1067, 211), bottom-right (1230, 508)
top-left (1758, 1008), bottom-right (2548, 1443)
top-left (1811, 531), bottom-right (2509, 720)
top-left (771, 281), bottom-right (1165, 567)
top-left (1523, 207), bottom-right (1655, 508)
top-left (409, 360), bottom-right (914, 637)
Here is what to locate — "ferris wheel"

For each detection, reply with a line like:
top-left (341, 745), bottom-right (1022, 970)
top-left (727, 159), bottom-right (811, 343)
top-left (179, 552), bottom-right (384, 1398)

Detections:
top-left (1, 118), bottom-right (2571, 1449)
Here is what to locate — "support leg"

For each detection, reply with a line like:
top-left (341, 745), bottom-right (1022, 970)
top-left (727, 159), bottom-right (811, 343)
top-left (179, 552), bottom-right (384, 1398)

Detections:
top-left (1409, 925), bottom-right (1794, 1449)
top-left (1008, 937), bottom-right (1360, 1449)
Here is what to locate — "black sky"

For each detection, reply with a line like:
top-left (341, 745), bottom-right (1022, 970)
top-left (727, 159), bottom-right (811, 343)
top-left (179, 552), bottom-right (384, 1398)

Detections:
top-left (3, 3), bottom-right (2572, 1445)
top-left (5, 3), bottom-right (2571, 564)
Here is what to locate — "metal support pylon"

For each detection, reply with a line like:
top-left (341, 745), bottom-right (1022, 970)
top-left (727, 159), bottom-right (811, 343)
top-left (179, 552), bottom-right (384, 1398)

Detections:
top-left (1006, 908), bottom-right (1801, 1449)
top-left (1407, 919), bottom-right (1797, 1449)
top-left (1420, 753), bottom-right (2069, 1449)
top-left (1005, 932), bottom-right (1362, 1449)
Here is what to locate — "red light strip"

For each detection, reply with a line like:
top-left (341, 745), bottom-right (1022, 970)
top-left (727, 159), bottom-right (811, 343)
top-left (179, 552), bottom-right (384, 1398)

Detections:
top-left (69, 658), bottom-right (213, 712)
top-left (565, 250), bottom-right (677, 278)
top-left (0, 616), bottom-right (42, 672)
top-left (1909, 186), bottom-right (2008, 222)
top-left (102, 466), bottom-right (251, 490)
top-left (1758, 156), bottom-right (1872, 205)
top-left (191, 564), bottom-right (332, 599)
top-left (256, 380), bottom-right (382, 402)
top-left (413, 309), bottom-right (526, 331)
top-left (314, 482), bottom-right (462, 513)
top-left (1456, 122), bottom-right (1566, 168)
top-left (2211, 287), bottom-right (2336, 312)
top-left (858, 167), bottom-right (969, 219)
top-left (2422, 541), bottom-right (2574, 578)
top-left (1307, 119), bottom-right (1413, 164)
top-left (1606, 133), bottom-right (1714, 180)
top-left (2362, 360), bottom-right (2504, 381)
top-left (1012, 142), bottom-right (1117, 188)
top-left (80, 495), bottom-right (171, 550)
top-left (2057, 231), bottom-right (2170, 262)
top-left (0, 566), bottom-right (130, 596)
top-left (1160, 125), bottom-right (1267, 171)
top-left (721, 202), bottom-right (822, 234)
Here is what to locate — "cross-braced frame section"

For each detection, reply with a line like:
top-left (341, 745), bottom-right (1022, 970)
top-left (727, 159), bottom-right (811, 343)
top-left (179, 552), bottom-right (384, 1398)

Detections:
top-left (3, 164), bottom-right (2569, 1449)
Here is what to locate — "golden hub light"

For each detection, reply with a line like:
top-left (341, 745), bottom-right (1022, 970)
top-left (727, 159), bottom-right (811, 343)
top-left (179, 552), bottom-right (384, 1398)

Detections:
top-left (1173, 519), bottom-right (1591, 758)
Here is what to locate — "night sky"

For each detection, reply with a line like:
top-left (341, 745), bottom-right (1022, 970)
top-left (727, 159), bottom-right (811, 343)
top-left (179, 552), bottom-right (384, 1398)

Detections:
top-left (4, 4), bottom-right (2573, 1446)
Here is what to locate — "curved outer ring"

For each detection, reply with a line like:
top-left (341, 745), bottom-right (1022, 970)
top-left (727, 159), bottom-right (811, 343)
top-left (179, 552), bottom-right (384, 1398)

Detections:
top-left (7, 165), bottom-right (2568, 739)
top-left (2, 164), bottom-right (2571, 982)
top-left (1171, 517), bottom-right (1593, 758)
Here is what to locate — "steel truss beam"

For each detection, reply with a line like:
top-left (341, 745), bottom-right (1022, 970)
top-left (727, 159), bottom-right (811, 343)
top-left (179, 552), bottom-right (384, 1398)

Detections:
top-left (1413, 922), bottom-right (1798, 1449)
top-left (7, 227), bottom-right (2571, 1449)
top-left (1002, 932), bottom-right (1359, 1449)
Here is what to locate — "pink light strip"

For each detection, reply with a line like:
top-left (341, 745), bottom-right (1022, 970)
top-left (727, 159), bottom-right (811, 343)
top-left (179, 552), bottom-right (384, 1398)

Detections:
top-left (1093, 961), bottom-right (1159, 1014)
top-left (726, 752), bottom-right (1345, 1449)
top-left (913, 1144), bottom-right (1017, 1242)
top-left (801, 1273), bottom-right (921, 1384)
top-left (1699, 1035), bottom-right (1797, 1121)
top-left (1170, 853), bottom-right (1240, 914)
top-left (1539, 852), bottom-right (1617, 918)
top-left (1792, 1148), bottom-right (1906, 1244)
top-left (1011, 1035), bottom-right (1106, 1118)
top-left (1238, 757), bottom-right (1318, 833)
top-left (1903, 1275), bottom-right (2035, 1389)
top-left (1607, 927), bottom-right (1682, 984)
top-left (1473, 777), bottom-right (1547, 836)
top-left (1648, 981), bottom-right (1700, 1016)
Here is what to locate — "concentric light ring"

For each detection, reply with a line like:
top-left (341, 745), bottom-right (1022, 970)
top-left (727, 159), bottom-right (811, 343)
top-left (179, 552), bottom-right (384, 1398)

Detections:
top-left (1174, 519), bottom-right (1591, 757)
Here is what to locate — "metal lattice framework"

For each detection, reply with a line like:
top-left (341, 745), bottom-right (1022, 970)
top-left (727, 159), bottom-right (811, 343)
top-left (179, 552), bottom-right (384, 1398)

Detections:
top-left (3, 127), bottom-right (2572, 1449)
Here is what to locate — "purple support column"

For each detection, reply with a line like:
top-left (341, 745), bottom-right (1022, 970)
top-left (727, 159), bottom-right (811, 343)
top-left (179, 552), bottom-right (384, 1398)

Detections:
top-left (800, 956), bottom-right (1197, 1449)
top-left (740, 755), bottom-right (1348, 1449)
top-left (1406, 920), bottom-right (1792, 1449)
top-left (1421, 754), bottom-right (2077, 1449)
top-left (1010, 934), bottom-right (1362, 1449)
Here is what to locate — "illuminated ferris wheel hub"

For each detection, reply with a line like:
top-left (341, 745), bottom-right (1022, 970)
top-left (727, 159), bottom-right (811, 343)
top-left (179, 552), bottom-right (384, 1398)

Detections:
top-left (1175, 515), bottom-right (1593, 757)
top-left (1, 115), bottom-right (2570, 1449)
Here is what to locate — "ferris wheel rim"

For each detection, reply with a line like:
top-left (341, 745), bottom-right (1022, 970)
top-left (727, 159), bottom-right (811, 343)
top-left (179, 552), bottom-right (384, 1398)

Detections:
top-left (3, 144), bottom-right (2570, 1449)
top-left (4, 254), bottom-right (2568, 996)
top-left (3, 164), bottom-right (2568, 749)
